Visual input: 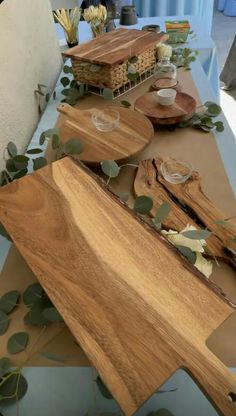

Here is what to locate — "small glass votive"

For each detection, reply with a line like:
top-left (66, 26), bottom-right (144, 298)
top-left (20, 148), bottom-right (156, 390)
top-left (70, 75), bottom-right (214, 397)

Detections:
top-left (160, 159), bottom-right (193, 184)
top-left (91, 109), bottom-right (120, 132)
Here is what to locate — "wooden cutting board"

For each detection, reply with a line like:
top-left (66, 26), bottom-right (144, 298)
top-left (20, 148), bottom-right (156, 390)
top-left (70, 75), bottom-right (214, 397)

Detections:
top-left (0, 157), bottom-right (236, 416)
top-left (57, 103), bottom-right (154, 164)
top-left (63, 28), bottom-right (167, 66)
top-left (134, 158), bottom-right (236, 270)
top-left (134, 91), bottom-right (196, 125)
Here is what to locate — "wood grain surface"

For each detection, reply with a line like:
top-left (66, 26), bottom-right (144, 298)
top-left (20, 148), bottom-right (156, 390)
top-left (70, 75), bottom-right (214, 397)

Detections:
top-left (134, 158), bottom-right (236, 270)
top-left (134, 91), bottom-right (196, 124)
top-left (0, 157), bottom-right (236, 416)
top-left (63, 28), bottom-right (167, 66)
top-left (57, 103), bottom-right (154, 164)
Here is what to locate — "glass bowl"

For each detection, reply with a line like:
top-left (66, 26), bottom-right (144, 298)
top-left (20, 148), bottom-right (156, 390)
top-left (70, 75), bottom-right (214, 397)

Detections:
top-left (160, 159), bottom-right (193, 184)
top-left (91, 109), bottom-right (120, 132)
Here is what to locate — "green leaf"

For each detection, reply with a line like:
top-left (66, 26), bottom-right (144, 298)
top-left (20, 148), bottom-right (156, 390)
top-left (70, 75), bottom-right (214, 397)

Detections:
top-left (7, 142), bottom-right (17, 158)
top-left (90, 64), bottom-right (102, 73)
top-left (64, 138), bottom-right (84, 155)
top-left (60, 77), bottom-right (70, 87)
top-left (0, 358), bottom-right (11, 377)
top-left (68, 88), bottom-right (80, 101)
top-left (63, 65), bottom-right (73, 74)
top-left (121, 100), bottom-right (131, 108)
top-left (6, 158), bottom-right (18, 172)
top-left (147, 410), bottom-right (174, 416)
top-left (128, 56), bottom-right (138, 64)
top-left (0, 312), bottom-right (9, 335)
top-left (40, 351), bottom-right (65, 363)
top-left (175, 245), bottom-right (197, 264)
top-left (70, 79), bottom-right (78, 88)
top-left (214, 121), bottom-right (224, 132)
top-left (23, 282), bottom-right (44, 306)
top-left (102, 88), bottom-right (113, 101)
top-left (214, 219), bottom-right (231, 229)
top-left (7, 332), bottom-right (29, 354)
top-left (154, 202), bottom-right (171, 223)
top-left (13, 169), bottom-right (28, 180)
top-left (204, 102), bottom-right (221, 117)
top-left (53, 91), bottom-right (57, 100)
top-left (33, 157), bottom-right (47, 171)
top-left (118, 192), bottom-right (129, 203)
top-left (0, 373), bottom-right (28, 404)
top-left (42, 307), bottom-right (63, 323)
top-left (127, 72), bottom-right (139, 81)
top-left (100, 160), bottom-right (120, 178)
top-left (152, 218), bottom-right (162, 230)
top-left (24, 304), bottom-right (48, 327)
top-left (133, 195), bottom-right (153, 215)
top-left (0, 291), bottom-right (20, 314)
top-left (0, 223), bottom-right (12, 242)
top-left (12, 155), bottom-right (29, 170)
top-left (45, 93), bottom-right (50, 103)
top-left (39, 132), bottom-right (46, 145)
top-left (181, 229), bottom-right (211, 240)
top-left (26, 148), bottom-right (43, 154)
top-left (44, 128), bottom-right (60, 139)
top-left (95, 376), bottom-right (113, 399)
top-left (52, 134), bottom-right (60, 150)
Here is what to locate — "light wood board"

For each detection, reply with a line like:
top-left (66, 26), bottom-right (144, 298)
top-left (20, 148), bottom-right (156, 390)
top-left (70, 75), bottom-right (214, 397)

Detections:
top-left (0, 157), bottom-right (236, 416)
top-left (63, 28), bottom-right (167, 66)
top-left (57, 103), bottom-right (154, 164)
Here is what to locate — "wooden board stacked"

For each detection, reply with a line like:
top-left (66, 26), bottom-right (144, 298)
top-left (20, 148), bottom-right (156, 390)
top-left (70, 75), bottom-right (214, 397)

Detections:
top-left (0, 157), bottom-right (236, 416)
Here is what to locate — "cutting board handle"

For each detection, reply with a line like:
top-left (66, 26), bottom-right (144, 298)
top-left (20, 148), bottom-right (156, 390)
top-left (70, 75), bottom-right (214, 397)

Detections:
top-left (186, 346), bottom-right (236, 416)
top-left (57, 103), bottom-right (97, 120)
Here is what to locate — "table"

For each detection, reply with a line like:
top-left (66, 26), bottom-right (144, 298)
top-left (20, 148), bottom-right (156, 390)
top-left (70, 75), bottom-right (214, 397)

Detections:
top-left (56, 16), bottom-right (219, 99)
top-left (218, 0), bottom-right (236, 16)
top-left (1, 56), bottom-right (236, 416)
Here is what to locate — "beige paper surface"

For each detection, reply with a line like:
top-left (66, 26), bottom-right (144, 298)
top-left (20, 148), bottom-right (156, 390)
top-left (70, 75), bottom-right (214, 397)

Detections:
top-left (1, 68), bottom-right (236, 366)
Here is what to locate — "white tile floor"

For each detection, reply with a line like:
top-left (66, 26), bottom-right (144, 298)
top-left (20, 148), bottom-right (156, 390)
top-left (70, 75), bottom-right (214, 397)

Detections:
top-left (212, 2), bottom-right (236, 136)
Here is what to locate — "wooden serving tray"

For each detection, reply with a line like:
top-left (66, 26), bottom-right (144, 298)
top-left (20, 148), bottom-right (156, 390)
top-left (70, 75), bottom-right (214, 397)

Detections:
top-left (57, 103), bottom-right (154, 164)
top-left (0, 158), bottom-right (236, 416)
top-left (63, 28), bottom-right (167, 66)
top-left (134, 91), bottom-right (196, 125)
top-left (134, 158), bottom-right (236, 270)
top-left (151, 78), bottom-right (182, 91)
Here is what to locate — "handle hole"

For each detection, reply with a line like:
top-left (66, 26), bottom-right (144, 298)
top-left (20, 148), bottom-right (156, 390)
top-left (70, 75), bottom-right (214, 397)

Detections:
top-left (228, 392), bottom-right (236, 402)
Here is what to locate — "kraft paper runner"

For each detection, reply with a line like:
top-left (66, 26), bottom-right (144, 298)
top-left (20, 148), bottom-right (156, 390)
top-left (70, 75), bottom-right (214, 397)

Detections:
top-left (0, 68), bottom-right (236, 367)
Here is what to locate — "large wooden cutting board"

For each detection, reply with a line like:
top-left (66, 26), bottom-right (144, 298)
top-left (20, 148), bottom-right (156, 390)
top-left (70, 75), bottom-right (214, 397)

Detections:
top-left (63, 28), bottom-right (167, 66)
top-left (57, 103), bottom-right (154, 164)
top-left (0, 158), bottom-right (236, 416)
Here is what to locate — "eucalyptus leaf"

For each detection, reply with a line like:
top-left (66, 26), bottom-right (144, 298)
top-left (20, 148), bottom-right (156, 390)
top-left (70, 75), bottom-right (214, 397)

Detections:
top-left (121, 100), bottom-right (131, 108)
top-left (175, 245), bottom-right (197, 264)
top-left (13, 169), bottom-right (28, 180)
top-left (204, 102), bottom-right (221, 117)
top-left (23, 282), bottom-right (44, 306)
top-left (39, 132), bottom-right (46, 145)
top-left (24, 305), bottom-right (49, 327)
top-left (214, 219), bottom-right (231, 229)
top-left (45, 93), bottom-right (50, 103)
top-left (53, 91), bottom-right (57, 100)
top-left (90, 64), bottom-right (102, 73)
top-left (118, 192), bottom-right (129, 203)
top-left (214, 121), bottom-right (224, 132)
top-left (42, 307), bottom-right (63, 323)
top-left (63, 65), bottom-right (73, 74)
top-left (44, 128), bottom-right (60, 139)
top-left (0, 223), bottom-right (12, 242)
top-left (64, 138), bottom-right (84, 155)
top-left (0, 373), bottom-right (28, 404)
top-left (128, 56), bottom-right (138, 64)
top-left (0, 358), bottom-right (11, 377)
top-left (95, 376), bottom-right (113, 399)
top-left (181, 229), bottom-right (211, 240)
top-left (133, 195), bottom-right (153, 215)
top-left (12, 155), bottom-right (29, 170)
top-left (7, 332), bottom-right (29, 354)
top-left (52, 134), bottom-right (60, 150)
top-left (100, 160), bottom-right (120, 178)
top-left (6, 159), bottom-right (18, 173)
top-left (60, 77), bottom-right (70, 87)
top-left (154, 202), bottom-right (171, 223)
top-left (33, 157), bottom-right (47, 171)
top-left (0, 311), bottom-right (9, 335)
top-left (61, 88), bottom-right (70, 97)
top-left (26, 148), bottom-right (43, 154)
top-left (0, 291), bottom-right (20, 314)
top-left (102, 88), bottom-right (113, 100)
top-left (127, 72), bottom-right (139, 81)
top-left (40, 351), bottom-right (65, 363)
top-left (7, 142), bottom-right (17, 158)
top-left (152, 218), bottom-right (162, 230)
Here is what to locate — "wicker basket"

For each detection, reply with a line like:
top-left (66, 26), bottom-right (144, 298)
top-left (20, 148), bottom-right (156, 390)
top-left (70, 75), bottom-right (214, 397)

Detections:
top-left (71, 47), bottom-right (157, 90)
top-left (63, 29), bottom-right (167, 95)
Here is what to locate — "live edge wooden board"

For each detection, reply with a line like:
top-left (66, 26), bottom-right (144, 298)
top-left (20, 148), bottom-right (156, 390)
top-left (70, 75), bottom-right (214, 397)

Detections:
top-left (0, 157), bottom-right (236, 416)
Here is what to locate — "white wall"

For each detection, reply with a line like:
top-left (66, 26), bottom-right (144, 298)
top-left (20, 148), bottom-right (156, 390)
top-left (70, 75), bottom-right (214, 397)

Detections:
top-left (50, 0), bottom-right (82, 10)
top-left (0, 0), bottom-right (62, 171)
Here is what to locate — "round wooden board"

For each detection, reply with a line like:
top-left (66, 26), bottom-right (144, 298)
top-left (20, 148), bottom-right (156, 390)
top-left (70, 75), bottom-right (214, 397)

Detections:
top-left (151, 78), bottom-right (182, 92)
top-left (134, 92), bottom-right (197, 125)
top-left (58, 104), bottom-right (154, 164)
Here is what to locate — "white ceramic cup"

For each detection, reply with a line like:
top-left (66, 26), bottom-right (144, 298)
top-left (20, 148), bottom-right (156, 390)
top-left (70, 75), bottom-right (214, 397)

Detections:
top-left (156, 88), bottom-right (177, 106)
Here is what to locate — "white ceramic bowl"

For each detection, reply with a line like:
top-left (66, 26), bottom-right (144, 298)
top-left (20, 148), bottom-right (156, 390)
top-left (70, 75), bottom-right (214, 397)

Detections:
top-left (156, 88), bottom-right (177, 106)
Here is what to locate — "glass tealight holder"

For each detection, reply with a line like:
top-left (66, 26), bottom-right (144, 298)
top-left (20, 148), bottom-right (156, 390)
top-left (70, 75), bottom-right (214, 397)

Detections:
top-left (156, 57), bottom-right (177, 80)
